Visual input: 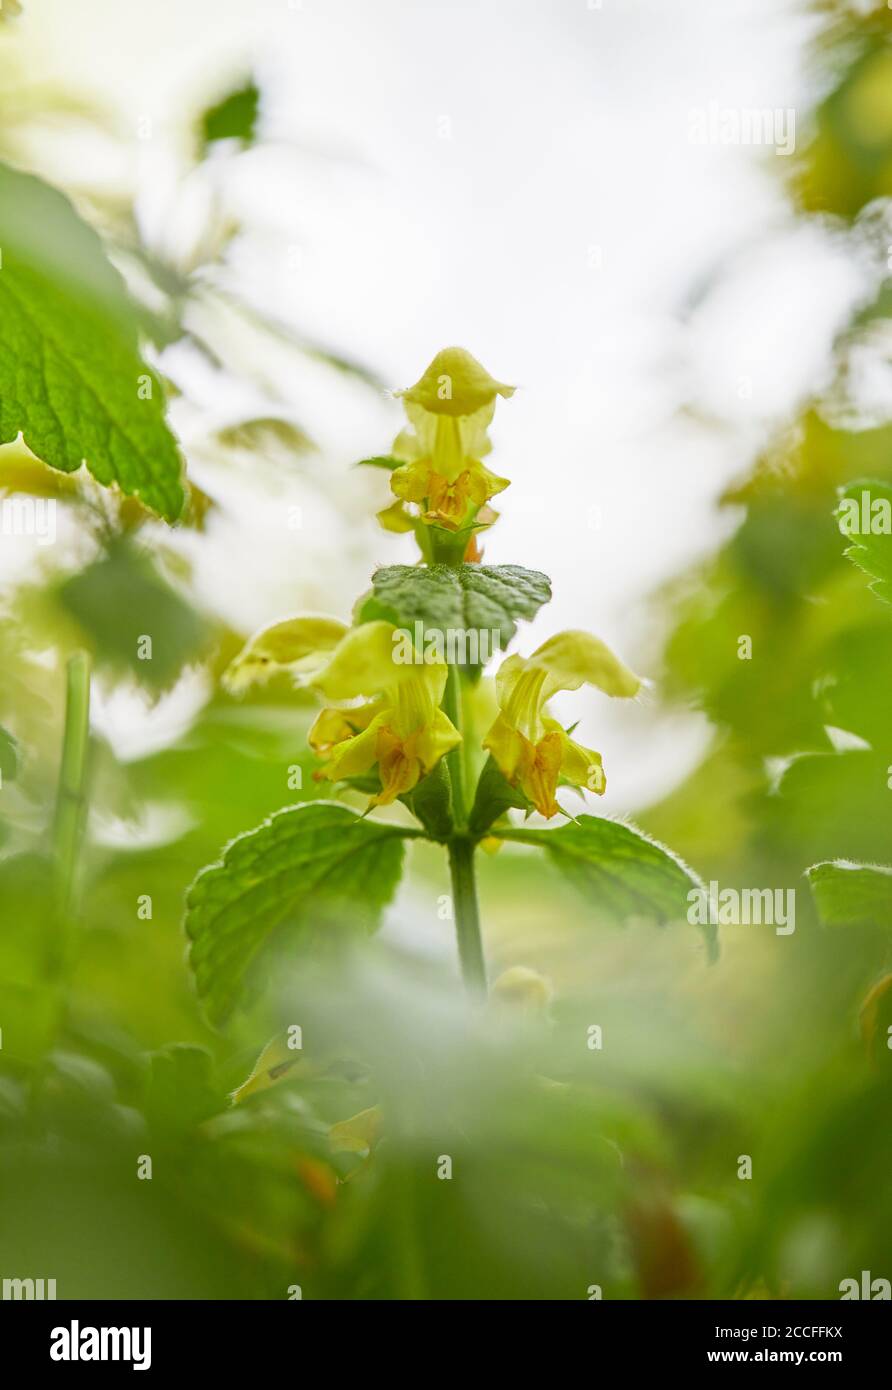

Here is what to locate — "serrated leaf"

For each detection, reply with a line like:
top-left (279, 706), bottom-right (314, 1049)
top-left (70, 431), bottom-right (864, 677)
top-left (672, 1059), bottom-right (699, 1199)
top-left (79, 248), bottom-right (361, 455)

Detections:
top-left (363, 563), bottom-right (552, 670)
top-left (0, 161), bottom-right (186, 519)
top-left (806, 859), bottom-right (892, 927)
top-left (838, 480), bottom-right (892, 604)
top-left (494, 815), bottom-right (712, 953)
top-left (185, 801), bottom-right (412, 1026)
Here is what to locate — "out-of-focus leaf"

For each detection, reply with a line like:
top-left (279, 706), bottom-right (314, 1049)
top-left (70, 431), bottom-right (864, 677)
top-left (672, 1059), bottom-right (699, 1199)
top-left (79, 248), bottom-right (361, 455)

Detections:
top-left (796, 34), bottom-right (892, 219)
top-left (185, 802), bottom-right (411, 1026)
top-left (217, 417), bottom-right (314, 457)
top-left (0, 724), bottom-right (18, 782)
top-left (56, 540), bottom-right (211, 691)
top-left (860, 974), bottom-right (892, 1065)
top-left (807, 859), bottom-right (892, 927)
top-left (494, 816), bottom-right (711, 950)
top-left (0, 441), bottom-right (79, 497)
top-left (764, 750), bottom-right (892, 867)
top-left (0, 161), bottom-right (185, 519)
top-left (329, 1104), bottom-right (383, 1155)
top-left (144, 1043), bottom-right (221, 1130)
top-left (200, 78), bottom-right (260, 151)
top-left (232, 1031), bottom-right (302, 1104)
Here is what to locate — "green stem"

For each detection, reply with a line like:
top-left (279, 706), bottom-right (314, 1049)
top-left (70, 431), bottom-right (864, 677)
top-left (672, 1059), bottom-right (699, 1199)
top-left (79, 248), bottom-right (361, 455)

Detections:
top-left (52, 651), bottom-right (91, 921)
top-left (434, 540), bottom-right (485, 995)
top-left (448, 835), bottom-right (486, 999)
top-left (443, 663), bottom-right (466, 827)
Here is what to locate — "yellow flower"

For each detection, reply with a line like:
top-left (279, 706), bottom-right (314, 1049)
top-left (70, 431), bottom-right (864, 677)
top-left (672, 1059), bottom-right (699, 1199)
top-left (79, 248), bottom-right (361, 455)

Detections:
top-left (223, 614), bottom-right (347, 694)
top-left (388, 348), bottom-right (513, 531)
top-left (308, 621), bottom-right (461, 805)
top-left (482, 630), bottom-right (641, 819)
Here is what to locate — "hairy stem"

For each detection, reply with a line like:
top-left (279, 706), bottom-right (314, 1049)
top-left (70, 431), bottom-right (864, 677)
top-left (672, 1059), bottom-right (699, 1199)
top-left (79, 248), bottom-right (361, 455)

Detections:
top-left (443, 662), bottom-right (466, 828)
top-left (448, 835), bottom-right (487, 998)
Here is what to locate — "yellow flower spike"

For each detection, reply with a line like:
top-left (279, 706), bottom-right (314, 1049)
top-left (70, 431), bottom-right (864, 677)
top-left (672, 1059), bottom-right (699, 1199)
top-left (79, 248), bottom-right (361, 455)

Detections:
top-left (308, 621), bottom-right (461, 804)
top-left (223, 614), bottom-right (348, 694)
top-left (483, 630), bottom-right (641, 819)
top-left (387, 349), bottom-right (514, 532)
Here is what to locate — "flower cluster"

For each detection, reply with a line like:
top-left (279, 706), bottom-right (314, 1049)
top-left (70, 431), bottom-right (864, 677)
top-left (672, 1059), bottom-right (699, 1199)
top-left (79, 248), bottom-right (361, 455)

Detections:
top-left (225, 348), bottom-right (641, 822)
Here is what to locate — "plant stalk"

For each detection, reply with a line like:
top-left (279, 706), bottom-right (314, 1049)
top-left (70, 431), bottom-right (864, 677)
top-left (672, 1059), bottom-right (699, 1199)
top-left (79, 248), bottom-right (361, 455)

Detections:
top-left (443, 663), bottom-right (466, 828)
top-left (448, 835), bottom-right (487, 999)
top-left (52, 651), bottom-right (91, 920)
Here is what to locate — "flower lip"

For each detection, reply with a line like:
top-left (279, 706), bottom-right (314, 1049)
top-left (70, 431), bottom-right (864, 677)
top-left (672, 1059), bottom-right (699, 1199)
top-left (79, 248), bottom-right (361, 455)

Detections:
top-left (396, 347), bottom-right (515, 417)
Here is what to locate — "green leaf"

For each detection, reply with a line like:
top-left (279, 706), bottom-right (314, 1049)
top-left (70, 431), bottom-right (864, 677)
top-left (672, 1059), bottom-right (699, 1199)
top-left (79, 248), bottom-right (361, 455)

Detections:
top-left (468, 755), bottom-right (531, 837)
top-left (362, 563), bottom-right (552, 670)
top-left (806, 859), bottom-right (892, 927)
top-left (493, 815), bottom-right (713, 954)
top-left (185, 801), bottom-right (412, 1026)
top-left (200, 78), bottom-right (260, 151)
top-left (837, 480), bottom-right (892, 604)
top-left (0, 161), bottom-right (186, 520)
top-left (144, 1043), bottom-right (221, 1131)
top-left (56, 539), bottom-right (211, 691)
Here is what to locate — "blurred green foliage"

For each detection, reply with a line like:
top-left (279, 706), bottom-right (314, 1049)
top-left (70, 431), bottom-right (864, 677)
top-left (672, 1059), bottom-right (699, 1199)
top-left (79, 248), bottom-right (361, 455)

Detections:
top-left (2, 1), bottom-right (892, 1303)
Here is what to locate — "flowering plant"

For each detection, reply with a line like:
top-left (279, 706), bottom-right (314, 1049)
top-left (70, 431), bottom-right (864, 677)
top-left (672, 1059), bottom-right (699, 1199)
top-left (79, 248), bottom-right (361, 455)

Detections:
top-left (185, 349), bottom-right (704, 1022)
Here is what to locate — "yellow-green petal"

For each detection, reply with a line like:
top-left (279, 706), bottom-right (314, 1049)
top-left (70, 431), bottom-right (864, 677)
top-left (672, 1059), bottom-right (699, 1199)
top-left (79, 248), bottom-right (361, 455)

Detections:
top-left (376, 499), bottom-right (417, 533)
top-left (312, 621), bottom-right (402, 701)
top-left (545, 719), bottom-right (605, 795)
top-left (224, 614), bottom-right (347, 693)
top-left (483, 709), bottom-right (530, 781)
top-left (388, 658), bottom-right (449, 736)
top-left (324, 713), bottom-right (387, 780)
top-left (309, 701), bottom-right (381, 751)
top-left (530, 630), bottom-right (641, 700)
top-left (416, 707), bottom-right (462, 769)
top-left (397, 347), bottom-right (515, 418)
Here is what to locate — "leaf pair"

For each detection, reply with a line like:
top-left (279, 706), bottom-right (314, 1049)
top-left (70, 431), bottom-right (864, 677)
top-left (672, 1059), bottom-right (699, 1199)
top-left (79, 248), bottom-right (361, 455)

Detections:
top-left (185, 800), bottom-right (706, 1026)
